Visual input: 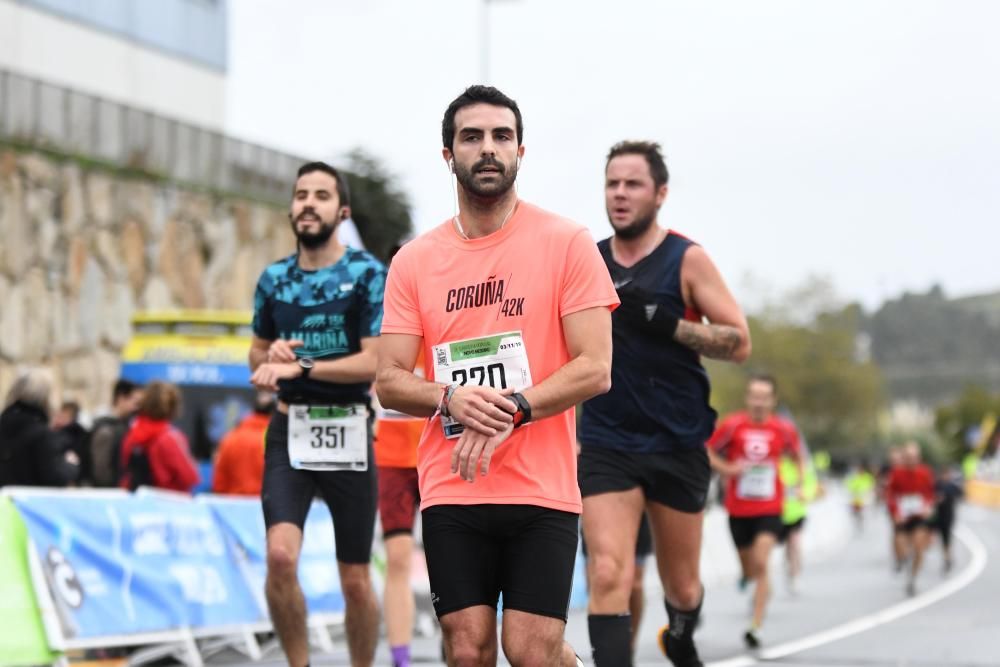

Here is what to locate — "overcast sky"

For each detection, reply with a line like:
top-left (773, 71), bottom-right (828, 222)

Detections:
top-left (226, 0), bottom-right (1000, 311)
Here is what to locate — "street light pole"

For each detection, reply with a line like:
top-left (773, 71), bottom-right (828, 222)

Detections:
top-left (481, 0), bottom-right (491, 83)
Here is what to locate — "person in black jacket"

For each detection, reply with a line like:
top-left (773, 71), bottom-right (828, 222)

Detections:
top-left (0, 369), bottom-right (79, 487)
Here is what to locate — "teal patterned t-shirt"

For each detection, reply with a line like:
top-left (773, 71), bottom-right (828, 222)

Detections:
top-left (252, 248), bottom-right (386, 405)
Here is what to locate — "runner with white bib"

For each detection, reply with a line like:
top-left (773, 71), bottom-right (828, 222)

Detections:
top-left (885, 441), bottom-right (936, 596)
top-left (249, 161), bottom-right (386, 667)
top-left (707, 374), bottom-right (805, 650)
top-left (376, 85), bottom-right (618, 667)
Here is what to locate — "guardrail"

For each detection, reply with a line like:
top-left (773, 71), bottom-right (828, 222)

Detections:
top-left (0, 68), bottom-right (305, 202)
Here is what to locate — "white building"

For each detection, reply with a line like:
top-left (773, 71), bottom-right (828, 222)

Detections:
top-left (0, 0), bottom-right (227, 130)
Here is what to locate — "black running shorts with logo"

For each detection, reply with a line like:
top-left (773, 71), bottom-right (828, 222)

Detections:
top-left (421, 504), bottom-right (579, 621)
top-left (578, 445), bottom-right (711, 513)
top-left (377, 466), bottom-right (420, 538)
top-left (728, 515), bottom-right (784, 549)
top-left (261, 411), bottom-right (377, 564)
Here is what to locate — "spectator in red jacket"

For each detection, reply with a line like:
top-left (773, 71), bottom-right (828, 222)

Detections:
top-left (119, 381), bottom-right (199, 493)
top-left (212, 391), bottom-right (274, 496)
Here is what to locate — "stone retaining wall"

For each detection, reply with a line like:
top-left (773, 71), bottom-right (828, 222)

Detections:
top-left (0, 148), bottom-right (296, 414)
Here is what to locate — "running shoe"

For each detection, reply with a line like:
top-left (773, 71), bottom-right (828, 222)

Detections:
top-left (658, 625), bottom-right (704, 667)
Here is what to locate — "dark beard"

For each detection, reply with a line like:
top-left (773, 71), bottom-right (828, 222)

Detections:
top-left (610, 211), bottom-right (655, 240)
top-left (293, 219), bottom-right (337, 249)
top-left (455, 157), bottom-right (517, 200)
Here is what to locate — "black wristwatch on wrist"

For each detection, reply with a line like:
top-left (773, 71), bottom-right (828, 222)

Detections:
top-left (297, 357), bottom-right (315, 380)
top-left (509, 392), bottom-right (532, 428)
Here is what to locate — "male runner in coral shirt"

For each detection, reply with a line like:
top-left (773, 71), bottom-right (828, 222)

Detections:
top-left (377, 85), bottom-right (617, 667)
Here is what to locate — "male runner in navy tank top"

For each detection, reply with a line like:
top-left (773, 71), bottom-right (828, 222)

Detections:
top-left (579, 141), bottom-right (751, 667)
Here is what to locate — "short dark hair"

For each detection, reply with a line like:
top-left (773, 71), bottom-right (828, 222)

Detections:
top-left (112, 379), bottom-right (140, 403)
top-left (295, 161), bottom-right (351, 207)
top-left (748, 373), bottom-right (778, 395)
top-left (606, 140), bottom-right (670, 188)
top-left (442, 85), bottom-right (523, 150)
top-left (60, 400), bottom-right (80, 420)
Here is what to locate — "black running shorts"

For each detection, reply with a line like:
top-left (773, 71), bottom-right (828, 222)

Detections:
top-left (779, 516), bottom-right (806, 544)
top-left (728, 514), bottom-right (784, 549)
top-left (578, 445), bottom-right (711, 513)
top-left (261, 411), bottom-right (378, 564)
top-left (421, 504), bottom-right (579, 621)
top-left (894, 516), bottom-right (931, 534)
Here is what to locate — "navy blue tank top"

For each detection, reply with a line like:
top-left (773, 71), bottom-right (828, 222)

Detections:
top-left (579, 232), bottom-right (717, 453)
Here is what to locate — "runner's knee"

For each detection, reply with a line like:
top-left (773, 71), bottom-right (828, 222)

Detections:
top-left (589, 553), bottom-right (632, 598)
top-left (339, 565), bottom-right (372, 604)
top-left (503, 638), bottom-right (562, 667)
top-left (443, 621), bottom-right (494, 667)
top-left (266, 542), bottom-right (298, 579)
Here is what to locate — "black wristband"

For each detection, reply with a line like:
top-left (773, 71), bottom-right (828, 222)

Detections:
top-left (510, 392), bottom-right (532, 428)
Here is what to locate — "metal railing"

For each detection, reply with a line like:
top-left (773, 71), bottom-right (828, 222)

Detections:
top-left (0, 68), bottom-right (304, 202)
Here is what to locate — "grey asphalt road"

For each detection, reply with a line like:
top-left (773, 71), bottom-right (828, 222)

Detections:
top-left (212, 499), bottom-right (997, 667)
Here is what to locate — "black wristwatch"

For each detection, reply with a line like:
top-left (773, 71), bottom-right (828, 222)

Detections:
top-left (297, 357), bottom-right (315, 380)
top-left (509, 392), bottom-right (532, 428)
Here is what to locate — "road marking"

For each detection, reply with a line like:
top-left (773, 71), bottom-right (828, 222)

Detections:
top-left (706, 523), bottom-right (988, 666)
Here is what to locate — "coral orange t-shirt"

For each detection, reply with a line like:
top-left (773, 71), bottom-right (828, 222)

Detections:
top-left (381, 201), bottom-right (618, 514)
top-left (374, 351), bottom-right (426, 469)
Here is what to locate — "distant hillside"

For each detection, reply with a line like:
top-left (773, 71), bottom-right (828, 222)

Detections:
top-left (952, 290), bottom-right (1000, 328)
top-left (862, 286), bottom-right (1000, 405)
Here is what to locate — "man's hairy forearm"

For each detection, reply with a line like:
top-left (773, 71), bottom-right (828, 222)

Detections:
top-left (376, 366), bottom-right (441, 418)
top-left (249, 348), bottom-right (268, 372)
top-left (311, 351), bottom-right (377, 384)
top-left (674, 319), bottom-right (744, 361)
top-left (521, 355), bottom-right (610, 421)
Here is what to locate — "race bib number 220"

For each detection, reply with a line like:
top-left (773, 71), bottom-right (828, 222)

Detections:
top-left (433, 331), bottom-right (533, 438)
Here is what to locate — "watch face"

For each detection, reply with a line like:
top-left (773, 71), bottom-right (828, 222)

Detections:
top-left (299, 357), bottom-right (315, 369)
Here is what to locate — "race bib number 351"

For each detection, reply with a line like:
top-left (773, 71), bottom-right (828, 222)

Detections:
top-left (288, 404), bottom-right (368, 471)
top-left (433, 331), bottom-right (533, 438)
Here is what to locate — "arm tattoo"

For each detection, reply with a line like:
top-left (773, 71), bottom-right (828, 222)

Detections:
top-left (674, 319), bottom-right (743, 360)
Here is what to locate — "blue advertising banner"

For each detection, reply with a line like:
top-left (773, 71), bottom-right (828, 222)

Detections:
top-left (204, 496), bottom-right (346, 617)
top-left (12, 490), bottom-right (261, 640)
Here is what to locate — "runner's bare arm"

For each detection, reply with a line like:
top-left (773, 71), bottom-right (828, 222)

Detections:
top-left (249, 336), bottom-right (304, 371)
top-left (249, 336), bottom-right (271, 371)
top-left (707, 446), bottom-right (742, 477)
top-left (308, 337), bottom-right (380, 383)
top-left (677, 245), bottom-right (751, 362)
top-left (376, 333), bottom-right (514, 433)
top-left (375, 334), bottom-right (437, 416)
top-left (251, 338), bottom-right (379, 390)
top-left (518, 305), bottom-right (612, 420)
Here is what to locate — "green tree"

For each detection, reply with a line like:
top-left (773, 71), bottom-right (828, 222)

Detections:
top-left (707, 301), bottom-right (884, 457)
top-left (934, 385), bottom-right (1000, 461)
top-left (341, 149), bottom-right (413, 262)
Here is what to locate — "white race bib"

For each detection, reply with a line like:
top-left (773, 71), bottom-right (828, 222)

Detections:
top-left (737, 462), bottom-right (777, 500)
top-left (898, 493), bottom-right (927, 519)
top-left (433, 331), bottom-right (533, 438)
top-left (288, 403), bottom-right (368, 471)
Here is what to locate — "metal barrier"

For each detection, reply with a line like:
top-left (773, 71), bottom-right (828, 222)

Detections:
top-left (0, 68), bottom-right (304, 202)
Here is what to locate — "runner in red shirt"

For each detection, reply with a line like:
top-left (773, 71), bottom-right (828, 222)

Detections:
top-left (885, 441), bottom-right (936, 595)
top-left (707, 375), bottom-right (804, 650)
